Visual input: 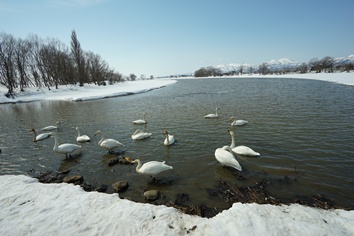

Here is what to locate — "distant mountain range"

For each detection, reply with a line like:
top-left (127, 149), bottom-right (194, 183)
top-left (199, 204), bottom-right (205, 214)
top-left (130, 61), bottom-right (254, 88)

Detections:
top-left (215, 54), bottom-right (354, 73)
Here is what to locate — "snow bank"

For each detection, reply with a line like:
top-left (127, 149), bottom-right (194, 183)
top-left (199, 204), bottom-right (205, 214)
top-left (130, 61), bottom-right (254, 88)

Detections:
top-left (0, 175), bottom-right (353, 236)
top-left (0, 79), bottom-right (177, 104)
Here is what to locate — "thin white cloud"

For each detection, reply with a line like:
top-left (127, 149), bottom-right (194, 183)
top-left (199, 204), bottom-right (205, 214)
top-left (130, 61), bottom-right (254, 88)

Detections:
top-left (46, 0), bottom-right (110, 8)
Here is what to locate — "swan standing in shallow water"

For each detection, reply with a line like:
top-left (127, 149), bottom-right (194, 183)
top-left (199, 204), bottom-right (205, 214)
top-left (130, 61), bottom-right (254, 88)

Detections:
top-left (230, 117), bottom-right (248, 126)
top-left (131, 129), bottom-right (152, 140)
top-left (94, 130), bottom-right (124, 153)
top-left (130, 159), bottom-right (173, 179)
top-left (228, 130), bottom-right (260, 156)
top-left (41, 122), bottom-right (60, 131)
top-left (214, 145), bottom-right (242, 171)
top-left (204, 107), bottom-right (220, 118)
top-left (163, 131), bottom-right (175, 146)
top-left (132, 113), bottom-right (147, 124)
top-left (75, 127), bottom-right (90, 142)
top-left (52, 134), bottom-right (81, 158)
top-left (29, 128), bottom-right (52, 142)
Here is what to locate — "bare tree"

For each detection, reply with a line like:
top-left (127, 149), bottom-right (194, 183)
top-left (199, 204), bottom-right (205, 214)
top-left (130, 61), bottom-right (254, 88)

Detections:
top-left (258, 63), bottom-right (269, 75)
top-left (238, 64), bottom-right (244, 75)
top-left (0, 33), bottom-right (17, 97)
top-left (14, 38), bottom-right (33, 91)
top-left (129, 73), bottom-right (137, 81)
top-left (71, 30), bottom-right (85, 86)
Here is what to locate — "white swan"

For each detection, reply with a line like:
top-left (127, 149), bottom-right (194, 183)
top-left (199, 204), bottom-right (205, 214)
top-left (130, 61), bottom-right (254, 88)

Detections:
top-left (214, 145), bottom-right (242, 171)
top-left (131, 129), bottom-right (152, 140)
top-left (76, 127), bottom-right (90, 142)
top-left (29, 128), bottom-right (52, 142)
top-left (52, 134), bottom-right (81, 158)
top-left (131, 159), bottom-right (173, 178)
top-left (94, 130), bottom-right (124, 153)
top-left (163, 130), bottom-right (175, 146)
top-left (204, 107), bottom-right (220, 118)
top-left (41, 122), bottom-right (60, 131)
top-left (228, 130), bottom-right (260, 156)
top-left (230, 117), bottom-right (248, 126)
top-left (132, 112), bottom-right (147, 124)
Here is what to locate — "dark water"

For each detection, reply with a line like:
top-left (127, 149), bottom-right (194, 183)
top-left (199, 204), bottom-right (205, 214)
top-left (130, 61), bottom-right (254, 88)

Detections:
top-left (1, 77), bottom-right (353, 209)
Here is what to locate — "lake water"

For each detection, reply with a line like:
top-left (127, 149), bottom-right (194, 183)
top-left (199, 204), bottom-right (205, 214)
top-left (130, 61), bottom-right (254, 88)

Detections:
top-left (1, 77), bottom-right (353, 210)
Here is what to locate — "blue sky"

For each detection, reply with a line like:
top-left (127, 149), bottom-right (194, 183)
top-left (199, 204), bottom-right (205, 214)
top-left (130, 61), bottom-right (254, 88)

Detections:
top-left (1, 0), bottom-right (353, 76)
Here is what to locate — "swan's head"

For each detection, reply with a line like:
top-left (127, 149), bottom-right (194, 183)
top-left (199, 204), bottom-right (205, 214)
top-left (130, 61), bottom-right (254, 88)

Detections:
top-left (94, 130), bottom-right (102, 136)
top-left (228, 130), bottom-right (234, 135)
top-left (56, 121), bottom-right (61, 126)
top-left (124, 157), bottom-right (133, 162)
top-left (230, 117), bottom-right (235, 121)
top-left (130, 158), bottom-right (140, 164)
top-left (163, 131), bottom-right (169, 135)
top-left (76, 127), bottom-right (79, 130)
top-left (29, 128), bottom-right (36, 133)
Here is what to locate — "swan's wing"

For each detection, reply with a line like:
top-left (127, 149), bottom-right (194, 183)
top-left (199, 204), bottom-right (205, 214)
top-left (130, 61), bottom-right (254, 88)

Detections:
top-left (215, 148), bottom-right (242, 171)
top-left (140, 161), bottom-right (173, 175)
top-left (58, 143), bottom-right (81, 152)
top-left (101, 139), bottom-right (123, 148)
top-left (233, 145), bottom-right (260, 156)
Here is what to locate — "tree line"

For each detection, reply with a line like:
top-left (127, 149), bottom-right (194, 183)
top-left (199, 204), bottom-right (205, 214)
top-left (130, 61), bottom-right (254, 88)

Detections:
top-left (194, 56), bottom-right (354, 77)
top-left (0, 30), bottom-right (124, 98)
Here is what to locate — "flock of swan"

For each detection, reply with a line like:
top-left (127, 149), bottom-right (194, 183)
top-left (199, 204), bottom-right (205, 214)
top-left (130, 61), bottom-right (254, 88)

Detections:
top-left (29, 109), bottom-right (260, 180)
top-left (204, 107), bottom-right (260, 172)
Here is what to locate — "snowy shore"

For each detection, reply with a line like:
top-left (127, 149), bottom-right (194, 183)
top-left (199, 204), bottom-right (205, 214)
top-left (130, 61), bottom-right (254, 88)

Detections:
top-left (0, 73), bottom-right (353, 235)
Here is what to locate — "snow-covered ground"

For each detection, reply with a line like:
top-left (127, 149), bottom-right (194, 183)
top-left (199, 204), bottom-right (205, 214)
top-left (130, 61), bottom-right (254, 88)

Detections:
top-left (0, 175), bottom-right (353, 236)
top-left (0, 79), bottom-right (177, 104)
top-left (1, 73), bottom-right (353, 235)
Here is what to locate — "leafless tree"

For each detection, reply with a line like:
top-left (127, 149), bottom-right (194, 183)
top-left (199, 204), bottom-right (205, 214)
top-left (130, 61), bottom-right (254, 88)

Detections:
top-left (71, 30), bottom-right (85, 86)
top-left (0, 32), bottom-right (17, 97)
top-left (258, 63), bottom-right (269, 75)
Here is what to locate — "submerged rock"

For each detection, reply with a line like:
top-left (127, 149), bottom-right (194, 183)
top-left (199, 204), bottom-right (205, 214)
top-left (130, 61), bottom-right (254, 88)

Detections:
top-left (112, 181), bottom-right (128, 192)
top-left (63, 175), bottom-right (83, 184)
top-left (143, 190), bottom-right (160, 200)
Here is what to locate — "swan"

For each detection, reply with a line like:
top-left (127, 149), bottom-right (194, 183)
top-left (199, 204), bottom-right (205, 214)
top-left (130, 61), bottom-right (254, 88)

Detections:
top-left (75, 127), bottom-right (90, 142)
top-left (41, 122), bottom-right (60, 131)
top-left (52, 134), bottom-right (81, 158)
top-left (131, 159), bottom-right (173, 178)
top-left (131, 129), bottom-right (152, 140)
top-left (163, 130), bottom-right (175, 146)
top-left (204, 107), bottom-right (220, 118)
top-left (214, 145), bottom-right (242, 171)
top-left (230, 117), bottom-right (248, 126)
top-left (29, 128), bottom-right (52, 142)
top-left (132, 112), bottom-right (147, 124)
top-left (94, 130), bottom-right (124, 153)
top-left (228, 130), bottom-right (260, 156)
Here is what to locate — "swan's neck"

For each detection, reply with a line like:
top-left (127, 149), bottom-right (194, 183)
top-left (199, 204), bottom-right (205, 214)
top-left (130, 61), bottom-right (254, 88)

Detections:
top-left (135, 159), bottom-right (142, 172)
top-left (76, 129), bottom-right (81, 137)
top-left (215, 108), bottom-right (218, 116)
top-left (230, 132), bottom-right (236, 148)
top-left (98, 133), bottom-right (105, 145)
top-left (53, 135), bottom-right (59, 151)
top-left (32, 130), bottom-right (37, 142)
top-left (165, 134), bottom-right (169, 145)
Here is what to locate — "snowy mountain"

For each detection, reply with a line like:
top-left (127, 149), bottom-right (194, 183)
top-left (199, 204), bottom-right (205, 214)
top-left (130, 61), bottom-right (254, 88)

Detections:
top-left (215, 54), bottom-right (354, 74)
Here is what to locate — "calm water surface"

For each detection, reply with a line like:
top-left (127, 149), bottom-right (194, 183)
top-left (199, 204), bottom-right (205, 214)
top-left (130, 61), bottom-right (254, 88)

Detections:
top-left (1, 78), bottom-right (353, 209)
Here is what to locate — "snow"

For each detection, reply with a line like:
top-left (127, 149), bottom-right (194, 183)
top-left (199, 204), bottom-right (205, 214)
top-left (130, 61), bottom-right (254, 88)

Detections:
top-left (0, 175), bottom-right (353, 236)
top-left (0, 79), bottom-right (177, 104)
top-left (1, 73), bottom-right (354, 235)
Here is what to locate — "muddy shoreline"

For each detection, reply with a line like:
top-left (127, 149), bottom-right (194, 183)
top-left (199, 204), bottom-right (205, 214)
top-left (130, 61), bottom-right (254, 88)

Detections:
top-left (31, 164), bottom-right (349, 218)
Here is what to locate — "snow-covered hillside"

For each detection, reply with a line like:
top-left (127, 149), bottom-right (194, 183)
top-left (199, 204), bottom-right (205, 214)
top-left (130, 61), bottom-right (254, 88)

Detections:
top-left (215, 54), bottom-right (354, 74)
